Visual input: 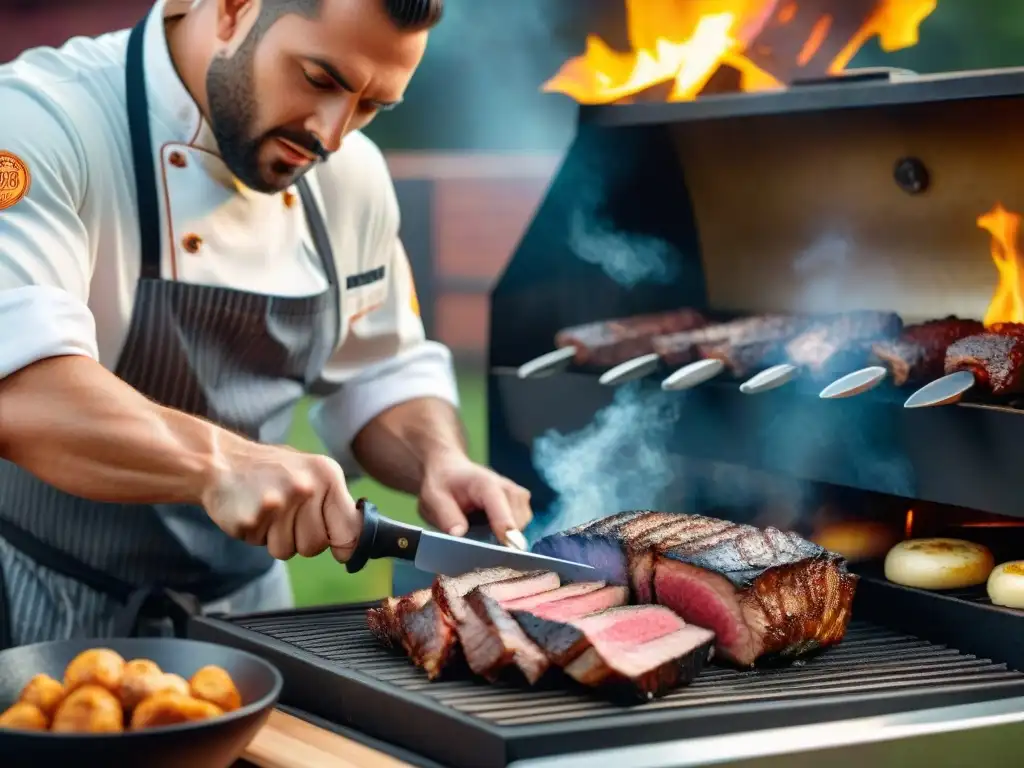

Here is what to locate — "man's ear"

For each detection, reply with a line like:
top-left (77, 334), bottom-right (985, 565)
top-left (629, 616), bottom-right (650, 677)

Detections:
top-left (215, 0), bottom-right (261, 44)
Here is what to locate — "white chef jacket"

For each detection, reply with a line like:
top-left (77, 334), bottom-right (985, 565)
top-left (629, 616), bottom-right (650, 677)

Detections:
top-left (0, 0), bottom-right (459, 475)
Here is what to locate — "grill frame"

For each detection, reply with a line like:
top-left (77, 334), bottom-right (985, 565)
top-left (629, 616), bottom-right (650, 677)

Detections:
top-left (189, 578), bottom-right (1024, 768)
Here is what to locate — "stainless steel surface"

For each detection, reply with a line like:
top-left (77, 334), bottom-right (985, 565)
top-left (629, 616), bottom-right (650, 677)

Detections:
top-left (413, 530), bottom-right (597, 582)
top-left (661, 359), bottom-right (725, 391)
top-left (516, 347), bottom-right (576, 379)
top-left (599, 353), bottom-right (661, 385)
top-left (819, 366), bottom-right (889, 399)
top-left (904, 370), bottom-right (976, 408)
top-left (508, 696), bottom-right (1024, 768)
top-left (739, 364), bottom-right (800, 394)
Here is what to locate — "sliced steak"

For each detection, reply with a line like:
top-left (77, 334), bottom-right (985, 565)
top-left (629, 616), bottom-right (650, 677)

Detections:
top-left (501, 581), bottom-right (606, 611)
top-left (367, 588), bottom-right (431, 648)
top-left (456, 571), bottom-right (561, 680)
top-left (401, 567), bottom-right (521, 679)
top-left (532, 511), bottom-right (858, 667)
top-left (526, 585), bottom-right (630, 620)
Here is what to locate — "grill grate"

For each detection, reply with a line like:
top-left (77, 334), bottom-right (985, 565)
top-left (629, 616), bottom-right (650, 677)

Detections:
top-left (190, 593), bottom-right (1024, 768)
top-left (233, 608), bottom-right (1022, 726)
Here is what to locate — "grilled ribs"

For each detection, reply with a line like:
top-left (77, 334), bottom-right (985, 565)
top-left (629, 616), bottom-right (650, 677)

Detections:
top-left (784, 310), bottom-right (902, 376)
top-left (870, 316), bottom-right (986, 386)
top-left (555, 308), bottom-right (707, 367)
top-left (532, 511), bottom-right (857, 667)
top-left (944, 322), bottom-right (1024, 395)
top-left (651, 315), bottom-right (805, 372)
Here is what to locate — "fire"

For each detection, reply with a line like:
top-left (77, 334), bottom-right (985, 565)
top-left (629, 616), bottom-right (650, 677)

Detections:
top-left (544, 0), bottom-right (938, 105)
top-left (904, 508), bottom-right (914, 539)
top-left (978, 203), bottom-right (1024, 326)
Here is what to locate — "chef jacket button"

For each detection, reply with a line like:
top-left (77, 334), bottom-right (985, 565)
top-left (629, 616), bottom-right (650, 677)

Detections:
top-left (182, 233), bottom-right (203, 254)
top-left (168, 151), bottom-right (187, 168)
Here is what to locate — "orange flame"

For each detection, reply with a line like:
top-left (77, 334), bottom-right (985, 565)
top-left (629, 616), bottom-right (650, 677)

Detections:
top-left (544, 0), bottom-right (938, 104)
top-left (978, 203), bottom-right (1024, 326)
top-left (904, 508), bottom-right (914, 539)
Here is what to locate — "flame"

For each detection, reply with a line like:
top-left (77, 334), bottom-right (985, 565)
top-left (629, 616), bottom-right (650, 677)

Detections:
top-left (979, 203), bottom-right (1024, 326)
top-left (544, 0), bottom-right (938, 104)
top-left (904, 508), bottom-right (914, 539)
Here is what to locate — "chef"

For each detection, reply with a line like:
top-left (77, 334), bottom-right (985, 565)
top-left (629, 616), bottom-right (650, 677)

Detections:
top-left (0, 0), bottom-right (532, 647)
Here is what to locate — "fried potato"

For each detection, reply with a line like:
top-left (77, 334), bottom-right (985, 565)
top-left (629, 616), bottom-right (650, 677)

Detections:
top-left (118, 660), bottom-right (190, 709)
top-left (0, 702), bottom-right (48, 730)
top-left (18, 674), bottom-right (65, 719)
top-left (51, 685), bottom-right (124, 733)
top-left (130, 692), bottom-right (222, 730)
top-left (64, 649), bottom-right (126, 695)
top-left (189, 665), bottom-right (241, 712)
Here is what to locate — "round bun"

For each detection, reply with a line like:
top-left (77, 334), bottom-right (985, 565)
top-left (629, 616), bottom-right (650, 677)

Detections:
top-left (884, 538), bottom-right (994, 590)
top-left (987, 561), bottom-right (1024, 609)
top-left (811, 521), bottom-right (901, 563)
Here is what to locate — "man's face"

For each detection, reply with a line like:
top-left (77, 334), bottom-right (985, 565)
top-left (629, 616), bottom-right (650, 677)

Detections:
top-left (205, 0), bottom-right (427, 193)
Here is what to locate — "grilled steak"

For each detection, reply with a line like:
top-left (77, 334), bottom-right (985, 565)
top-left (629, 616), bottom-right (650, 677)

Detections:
top-left (501, 580), bottom-right (607, 611)
top-left (401, 567), bottom-right (520, 679)
top-left (871, 317), bottom-right (985, 386)
top-left (785, 310), bottom-right (903, 376)
top-left (367, 588), bottom-right (431, 648)
top-left (944, 322), bottom-right (1024, 395)
top-left (651, 315), bottom-right (802, 369)
top-left (555, 309), bottom-right (707, 367)
top-left (532, 511), bottom-right (858, 667)
top-left (456, 571), bottom-right (560, 680)
top-left (518, 605), bottom-right (714, 700)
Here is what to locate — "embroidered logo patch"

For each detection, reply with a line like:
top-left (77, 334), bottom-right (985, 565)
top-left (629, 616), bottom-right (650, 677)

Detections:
top-left (0, 151), bottom-right (30, 211)
top-left (346, 265), bottom-right (387, 289)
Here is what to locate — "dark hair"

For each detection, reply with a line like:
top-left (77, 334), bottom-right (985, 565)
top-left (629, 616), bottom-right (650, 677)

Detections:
top-left (384, 0), bottom-right (444, 29)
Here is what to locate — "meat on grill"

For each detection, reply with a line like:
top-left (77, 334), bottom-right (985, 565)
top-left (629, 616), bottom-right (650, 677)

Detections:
top-left (784, 310), bottom-right (902, 376)
top-left (465, 583), bottom-right (629, 683)
top-left (651, 315), bottom-right (805, 372)
top-left (454, 571), bottom-right (560, 680)
top-left (870, 316), bottom-right (985, 386)
top-left (559, 607), bottom-right (715, 700)
top-left (554, 309), bottom-right (707, 367)
top-left (367, 588), bottom-right (431, 648)
top-left (944, 322), bottom-right (1024, 395)
top-left (400, 567), bottom-right (521, 679)
top-left (531, 511), bottom-right (858, 667)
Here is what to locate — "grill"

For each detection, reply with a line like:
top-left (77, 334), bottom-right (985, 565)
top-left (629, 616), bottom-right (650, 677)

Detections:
top-left (190, 575), bottom-right (1024, 768)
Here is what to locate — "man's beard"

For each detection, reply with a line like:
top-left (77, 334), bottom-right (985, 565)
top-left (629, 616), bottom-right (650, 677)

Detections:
top-left (205, 43), bottom-right (322, 194)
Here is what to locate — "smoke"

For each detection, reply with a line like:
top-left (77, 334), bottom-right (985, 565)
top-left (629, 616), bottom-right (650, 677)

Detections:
top-left (567, 186), bottom-right (683, 288)
top-left (526, 383), bottom-right (686, 541)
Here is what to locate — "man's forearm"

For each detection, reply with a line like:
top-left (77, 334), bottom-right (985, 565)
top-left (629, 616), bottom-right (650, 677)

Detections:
top-left (0, 355), bottom-right (239, 505)
top-left (351, 396), bottom-right (467, 495)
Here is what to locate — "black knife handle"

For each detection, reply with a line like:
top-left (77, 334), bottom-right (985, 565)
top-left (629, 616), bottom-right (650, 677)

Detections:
top-left (346, 498), bottom-right (423, 574)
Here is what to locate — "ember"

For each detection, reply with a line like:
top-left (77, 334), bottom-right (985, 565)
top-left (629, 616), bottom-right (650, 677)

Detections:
top-left (544, 0), bottom-right (938, 104)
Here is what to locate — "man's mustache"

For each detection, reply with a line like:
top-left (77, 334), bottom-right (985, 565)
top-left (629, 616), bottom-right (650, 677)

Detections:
top-left (268, 129), bottom-right (330, 161)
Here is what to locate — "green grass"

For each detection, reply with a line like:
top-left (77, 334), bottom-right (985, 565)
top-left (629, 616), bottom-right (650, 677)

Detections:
top-left (284, 366), bottom-right (487, 606)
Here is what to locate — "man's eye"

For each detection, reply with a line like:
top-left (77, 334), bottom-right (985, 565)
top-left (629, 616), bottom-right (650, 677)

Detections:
top-left (302, 71), bottom-right (333, 90)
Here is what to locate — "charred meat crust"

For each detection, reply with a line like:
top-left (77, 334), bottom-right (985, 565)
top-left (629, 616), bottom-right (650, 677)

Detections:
top-left (555, 309), bottom-right (707, 367)
top-left (944, 322), bottom-right (1024, 395)
top-left (871, 317), bottom-right (985, 386)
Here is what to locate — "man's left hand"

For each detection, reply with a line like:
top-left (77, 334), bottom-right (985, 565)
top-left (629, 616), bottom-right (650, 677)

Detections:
top-left (418, 452), bottom-right (533, 543)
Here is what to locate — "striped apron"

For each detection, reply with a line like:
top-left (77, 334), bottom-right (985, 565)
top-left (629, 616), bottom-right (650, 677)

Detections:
top-left (0, 13), bottom-right (342, 647)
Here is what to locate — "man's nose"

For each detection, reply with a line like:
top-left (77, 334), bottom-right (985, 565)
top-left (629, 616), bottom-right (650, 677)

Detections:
top-left (310, 94), bottom-right (358, 154)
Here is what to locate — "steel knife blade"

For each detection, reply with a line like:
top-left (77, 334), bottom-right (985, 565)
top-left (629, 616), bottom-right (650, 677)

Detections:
top-left (345, 499), bottom-right (597, 583)
top-left (903, 370), bottom-right (976, 408)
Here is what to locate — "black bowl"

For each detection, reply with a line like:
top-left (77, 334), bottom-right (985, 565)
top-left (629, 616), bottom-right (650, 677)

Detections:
top-left (0, 637), bottom-right (282, 768)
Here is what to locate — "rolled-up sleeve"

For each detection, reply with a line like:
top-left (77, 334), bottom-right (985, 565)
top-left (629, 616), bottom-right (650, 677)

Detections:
top-left (309, 215), bottom-right (459, 475)
top-left (0, 86), bottom-right (97, 378)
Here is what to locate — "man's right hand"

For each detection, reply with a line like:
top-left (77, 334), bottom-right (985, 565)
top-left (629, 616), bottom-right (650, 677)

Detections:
top-left (199, 442), bottom-right (362, 563)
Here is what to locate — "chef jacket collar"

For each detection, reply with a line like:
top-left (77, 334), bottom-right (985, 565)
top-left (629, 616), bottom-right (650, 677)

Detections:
top-left (144, 0), bottom-right (262, 198)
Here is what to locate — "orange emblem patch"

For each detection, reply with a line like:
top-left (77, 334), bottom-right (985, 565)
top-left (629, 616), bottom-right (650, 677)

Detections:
top-left (0, 151), bottom-right (30, 211)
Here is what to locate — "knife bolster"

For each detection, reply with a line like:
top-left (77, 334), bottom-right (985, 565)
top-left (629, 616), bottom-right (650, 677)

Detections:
top-left (346, 499), bottom-right (423, 574)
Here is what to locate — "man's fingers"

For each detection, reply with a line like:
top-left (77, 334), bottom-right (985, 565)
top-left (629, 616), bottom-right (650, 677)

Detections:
top-left (476, 481), bottom-right (518, 544)
top-left (294, 497), bottom-right (331, 558)
top-left (266, 503), bottom-right (299, 561)
top-left (420, 486), bottom-right (469, 536)
top-left (503, 482), bottom-right (534, 532)
top-left (319, 467), bottom-right (361, 563)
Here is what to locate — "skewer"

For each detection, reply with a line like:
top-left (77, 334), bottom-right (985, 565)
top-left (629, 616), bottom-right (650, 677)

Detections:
top-left (598, 353), bottom-right (661, 386)
top-left (661, 359), bottom-right (725, 391)
top-left (738, 364), bottom-right (800, 394)
top-left (516, 347), bottom-right (576, 379)
top-left (819, 366), bottom-right (889, 399)
top-left (904, 371), bottom-right (977, 408)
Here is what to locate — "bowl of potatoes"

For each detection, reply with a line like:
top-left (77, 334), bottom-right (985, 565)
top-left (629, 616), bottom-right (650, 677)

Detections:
top-left (0, 637), bottom-right (282, 768)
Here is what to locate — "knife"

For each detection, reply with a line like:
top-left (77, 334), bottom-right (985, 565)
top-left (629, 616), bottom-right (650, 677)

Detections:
top-left (344, 499), bottom-right (598, 582)
top-left (818, 366), bottom-right (889, 399)
top-left (903, 370), bottom-right (976, 408)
